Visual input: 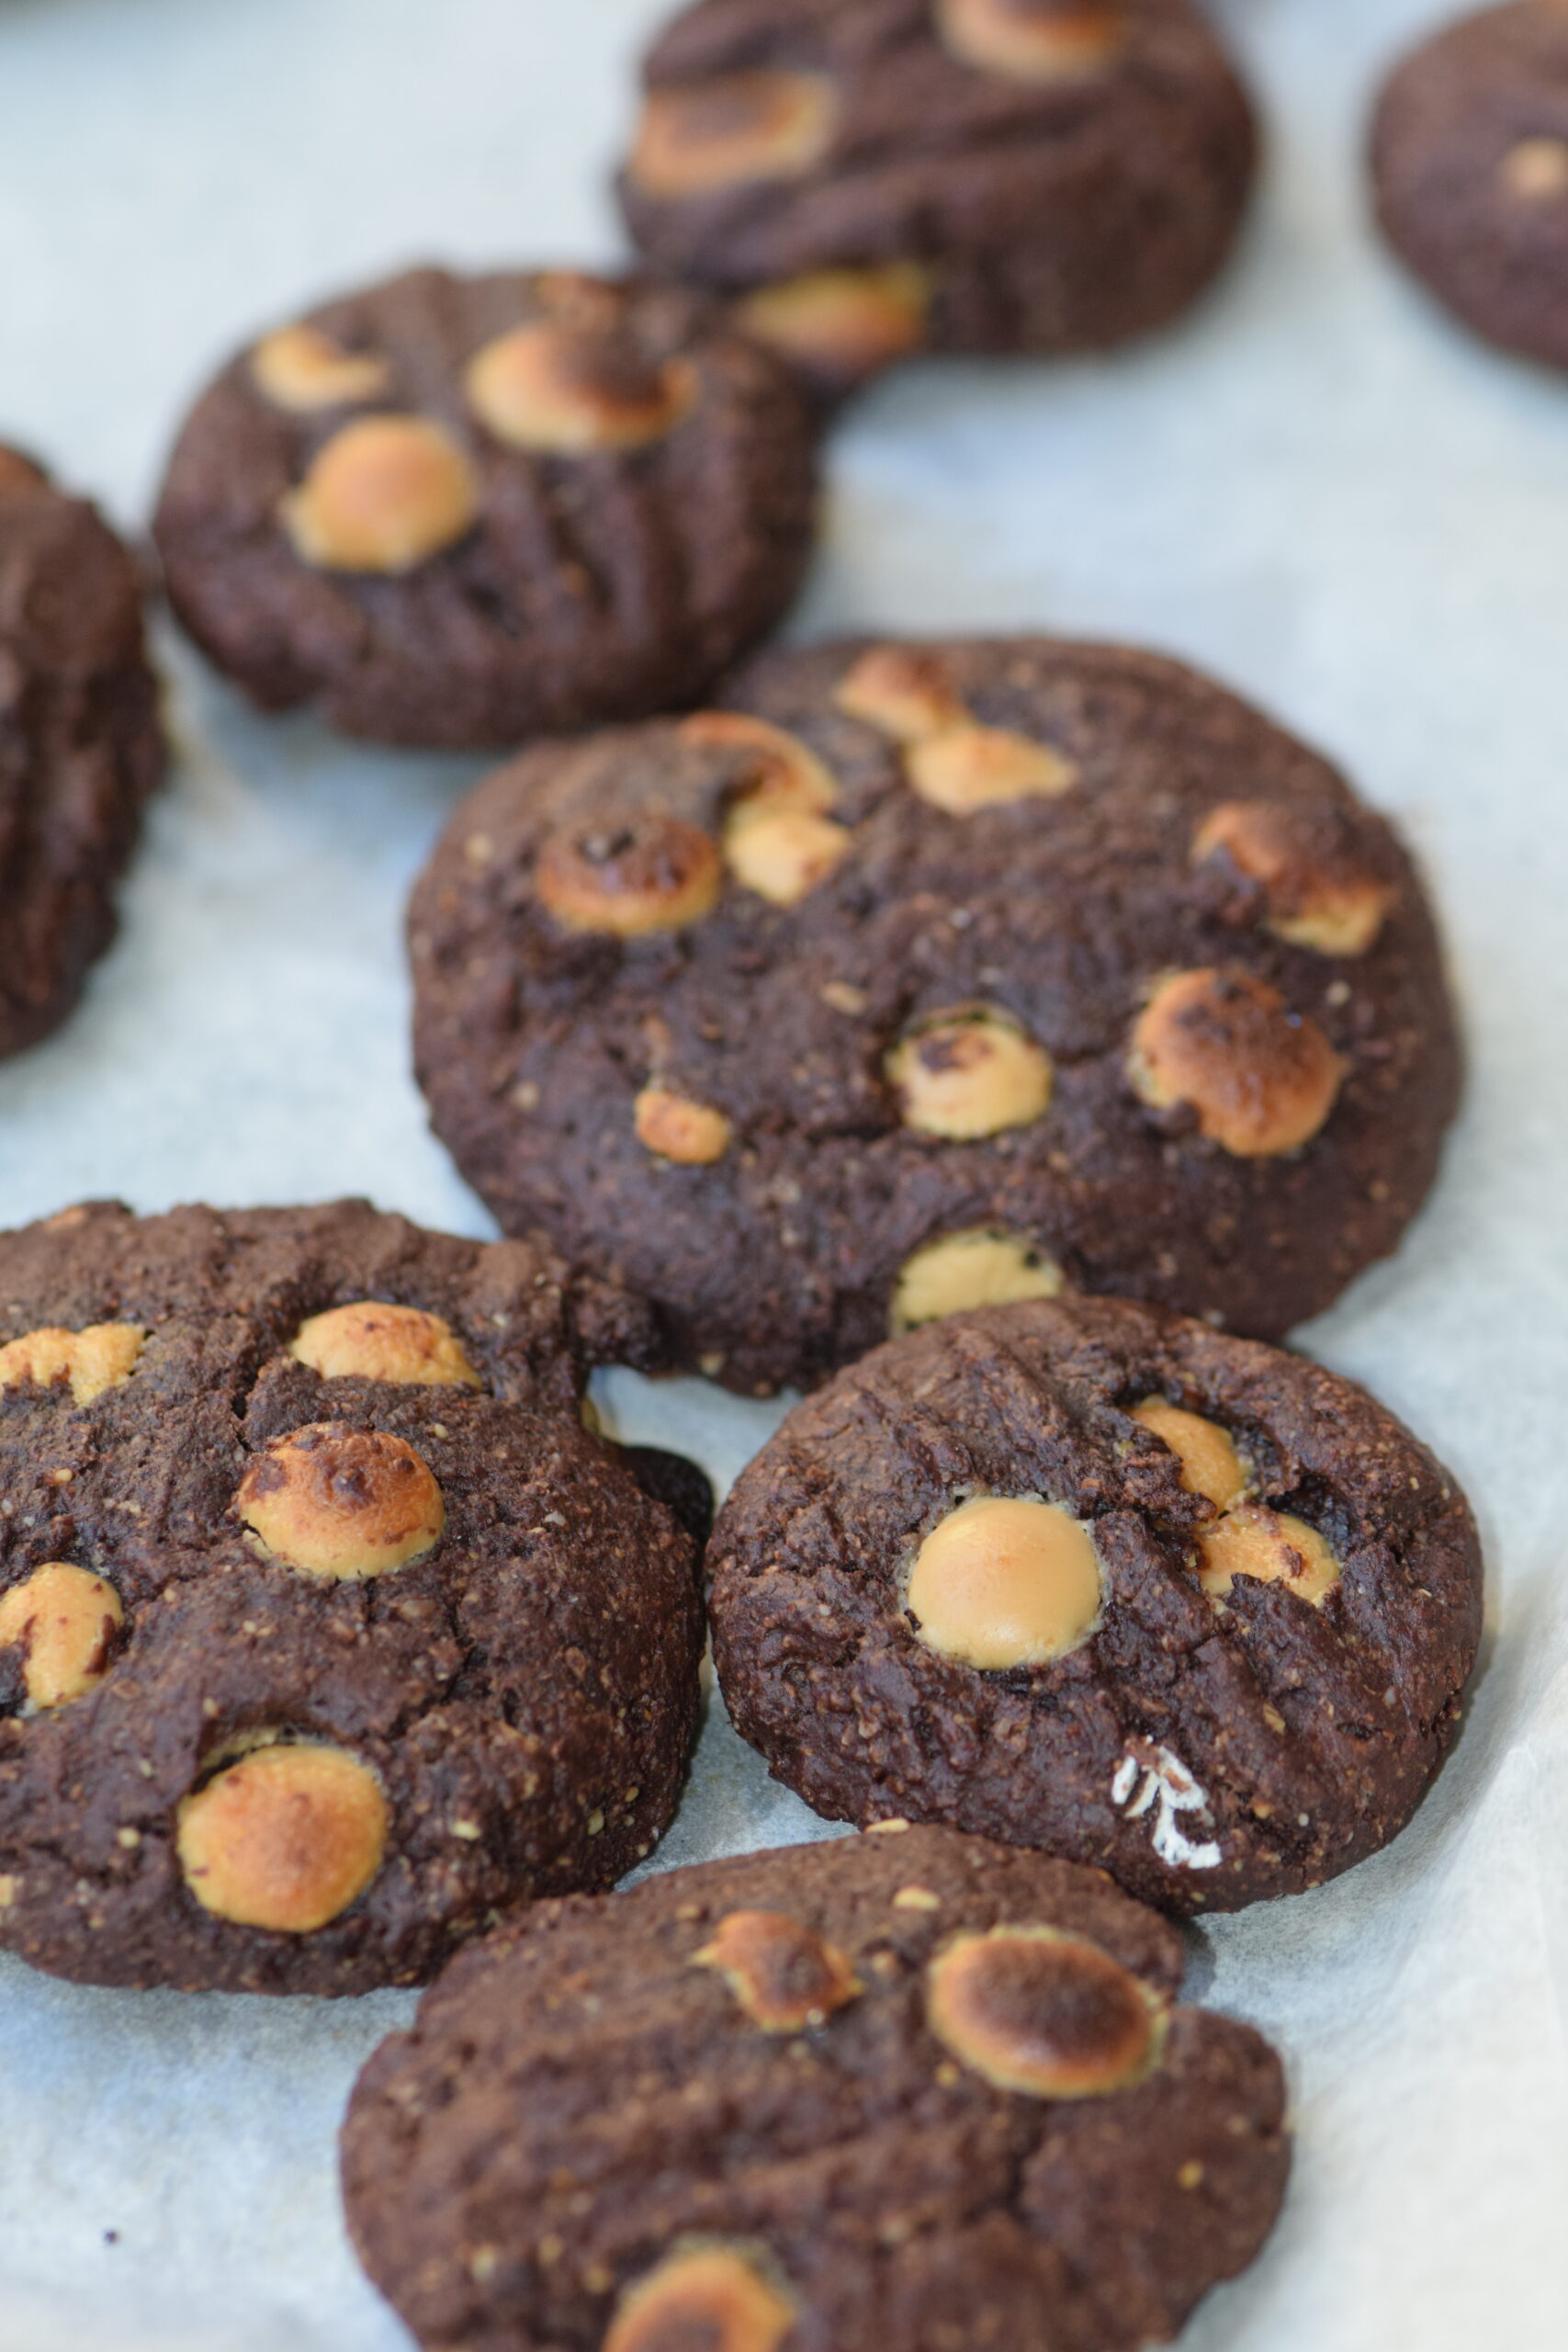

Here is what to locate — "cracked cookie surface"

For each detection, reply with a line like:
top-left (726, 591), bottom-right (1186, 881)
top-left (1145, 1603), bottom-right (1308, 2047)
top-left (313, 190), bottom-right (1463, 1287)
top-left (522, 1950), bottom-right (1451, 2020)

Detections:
top-left (707, 1296), bottom-right (1483, 1914)
top-left (343, 1823), bottom-right (1289, 2352)
top-left (1372, 2), bottom-right (1568, 374)
top-left (152, 266), bottom-right (818, 748)
top-left (0, 1200), bottom-right (704, 1994)
top-left (0, 447), bottom-right (165, 1058)
top-left (617, 0), bottom-right (1258, 400)
top-left (409, 634), bottom-right (1461, 1396)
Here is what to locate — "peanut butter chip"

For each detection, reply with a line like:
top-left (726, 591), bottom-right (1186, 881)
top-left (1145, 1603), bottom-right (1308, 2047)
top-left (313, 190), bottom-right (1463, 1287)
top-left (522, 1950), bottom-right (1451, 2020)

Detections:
top-left (281, 415), bottom-right (479, 574)
top-left (176, 1744), bottom-right (388, 1933)
top-left (1131, 1398), bottom-right (1250, 1511)
top-left (907, 724), bottom-right (1077, 814)
top-left (907, 1495), bottom-right (1102, 1670)
top-left (1502, 136), bottom-right (1568, 200)
top-left (683, 711), bottom-right (840, 816)
top-left (464, 322), bottom-right (694, 454)
top-left (737, 264), bottom-right (931, 384)
top-left (1193, 801), bottom-right (1394, 957)
top-left (629, 71), bottom-right (838, 199)
top-left (834, 646), bottom-right (968, 742)
top-left (235, 1425), bottom-right (445, 1580)
top-left (887, 1008), bottom-right (1054, 1139)
top-left (695, 1908), bottom-right (862, 2030)
top-left (605, 2246), bottom-right (796, 2352)
top-left (1198, 1503), bottom-right (1341, 1609)
top-left (289, 1302), bottom-right (482, 1388)
top-left (537, 812), bottom-right (721, 937)
top-left (250, 324), bottom-right (391, 411)
top-left (636, 1086), bottom-right (733, 1166)
top-left (937, 0), bottom-right (1128, 83)
top-left (0, 1321), bottom-right (146, 1404)
top-left (0, 1564), bottom-right (124, 1710)
top-left (892, 1229), bottom-right (1063, 1332)
top-left (927, 1926), bottom-right (1163, 2098)
top-left (694, 711), bottom-right (852, 907)
top-left (1129, 968), bottom-right (1345, 1157)
top-left (725, 807), bottom-right (852, 905)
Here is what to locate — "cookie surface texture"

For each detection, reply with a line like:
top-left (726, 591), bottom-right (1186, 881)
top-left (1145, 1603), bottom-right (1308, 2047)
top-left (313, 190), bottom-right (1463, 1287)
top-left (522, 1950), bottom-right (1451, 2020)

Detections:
top-left (618, 0), bottom-right (1258, 398)
top-left (0, 447), bottom-right (165, 1058)
top-left (152, 266), bottom-right (818, 747)
top-left (707, 1295), bottom-right (1483, 1914)
top-left (409, 634), bottom-right (1461, 1395)
top-left (1372, 2), bottom-right (1568, 373)
top-left (0, 1200), bottom-right (703, 1993)
top-left (342, 1823), bottom-right (1290, 2352)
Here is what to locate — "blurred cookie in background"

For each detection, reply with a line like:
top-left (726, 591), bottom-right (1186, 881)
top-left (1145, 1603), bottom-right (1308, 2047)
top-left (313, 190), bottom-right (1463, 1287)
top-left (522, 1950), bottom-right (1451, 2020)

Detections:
top-left (1372, 3), bottom-right (1568, 372)
top-left (617, 0), bottom-right (1258, 402)
top-left (152, 266), bottom-right (818, 748)
top-left (0, 447), bottom-right (165, 1060)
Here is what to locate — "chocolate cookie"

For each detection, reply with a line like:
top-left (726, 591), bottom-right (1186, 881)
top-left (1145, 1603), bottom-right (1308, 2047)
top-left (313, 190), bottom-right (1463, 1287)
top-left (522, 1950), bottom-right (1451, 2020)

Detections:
top-left (0, 447), bottom-right (165, 1058)
top-left (0, 1199), bottom-right (705, 1995)
top-left (1371, 3), bottom-right (1568, 373)
top-left (151, 266), bottom-right (818, 749)
top-left (708, 1295), bottom-right (1483, 1916)
top-left (343, 1823), bottom-right (1290, 2352)
top-left (616, 0), bottom-right (1258, 401)
top-left (409, 634), bottom-right (1461, 1396)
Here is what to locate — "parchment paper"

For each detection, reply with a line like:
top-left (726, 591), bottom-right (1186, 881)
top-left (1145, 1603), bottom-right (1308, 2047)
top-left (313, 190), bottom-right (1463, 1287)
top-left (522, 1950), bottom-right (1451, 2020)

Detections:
top-left (0, 0), bottom-right (1565, 2344)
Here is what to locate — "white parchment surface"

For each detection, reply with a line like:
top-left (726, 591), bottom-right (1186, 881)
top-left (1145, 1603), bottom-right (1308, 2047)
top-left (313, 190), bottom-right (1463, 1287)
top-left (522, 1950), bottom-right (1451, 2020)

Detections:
top-left (1, 0), bottom-right (1566, 2344)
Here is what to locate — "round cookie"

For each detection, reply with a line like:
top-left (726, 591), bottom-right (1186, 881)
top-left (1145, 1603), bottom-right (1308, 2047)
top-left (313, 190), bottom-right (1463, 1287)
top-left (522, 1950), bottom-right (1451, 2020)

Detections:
top-left (707, 1295), bottom-right (1483, 1916)
top-left (616, 0), bottom-right (1258, 401)
top-left (0, 1199), bottom-right (704, 1994)
top-left (342, 1823), bottom-right (1290, 2352)
top-left (152, 266), bottom-right (818, 748)
top-left (1371, 3), bottom-right (1568, 373)
top-left (409, 633), bottom-right (1461, 1396)
top-left (0, 447), bottom-right (165, 1058)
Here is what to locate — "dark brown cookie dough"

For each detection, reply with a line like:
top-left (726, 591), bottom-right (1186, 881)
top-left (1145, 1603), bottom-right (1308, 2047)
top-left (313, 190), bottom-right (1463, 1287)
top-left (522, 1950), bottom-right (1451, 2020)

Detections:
top-left (409, 634), bottom-right (1461, 1396)
top-left (616, 0), bottom-right (1258, 401)
top-left (0, 1199), bottom-right (705, 1995)
top-left (0, 447), bottom-right (165, 1058)
top-left (1371, 3), bottom-right (1568, 373)
top-left (151, 266), bottom-right (818, 749)
top-left (343, 1823), bottom-right (1290, 2352)
top-left (708, 1296), bottom-right (1483, 1916)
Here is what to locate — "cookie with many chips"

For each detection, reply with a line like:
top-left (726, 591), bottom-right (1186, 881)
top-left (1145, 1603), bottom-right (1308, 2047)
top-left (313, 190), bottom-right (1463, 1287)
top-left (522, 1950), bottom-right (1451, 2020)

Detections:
top-left (342, 1823), bottom-right (1290, 2352)
top-left (617, 0), bottom-right (1258, 400)
top-left (708, 1295), bottom-right (1483, 1914)
top-left (152, 266), bottom-right (818, 747)
top-left (0, 447), bottom-right (164, 1058)
top-left (410, 633), bottom-right (1461, 1396)
top-left (0, 1199), bottom-right (704, 1994)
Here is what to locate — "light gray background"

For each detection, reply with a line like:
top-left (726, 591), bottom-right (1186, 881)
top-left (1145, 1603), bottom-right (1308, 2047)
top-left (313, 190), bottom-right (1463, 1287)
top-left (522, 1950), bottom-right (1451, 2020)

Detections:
top-left (1, 0), bottom-right (1565, 2345)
